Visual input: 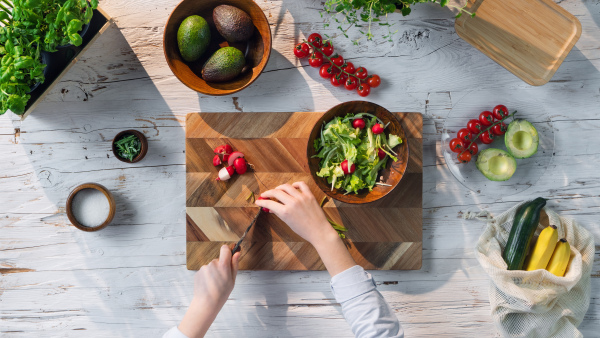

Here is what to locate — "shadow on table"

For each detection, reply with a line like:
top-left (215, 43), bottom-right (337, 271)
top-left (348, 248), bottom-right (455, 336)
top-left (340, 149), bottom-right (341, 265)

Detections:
top-left (19, 23), bottom-right (189, 331)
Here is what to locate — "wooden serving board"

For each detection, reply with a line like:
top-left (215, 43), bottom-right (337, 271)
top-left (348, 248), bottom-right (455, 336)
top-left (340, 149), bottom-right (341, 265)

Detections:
top-left (186, 112), bottom-right (423, 270)
top-left (455, 0), bottom-right (581, 86)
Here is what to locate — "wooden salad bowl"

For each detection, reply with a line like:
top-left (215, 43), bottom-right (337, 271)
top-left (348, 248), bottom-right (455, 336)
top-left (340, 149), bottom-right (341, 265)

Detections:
top-left (163, 0), bottom-right (272, 95)
top-left (307, 101), bottom-right (409, 204)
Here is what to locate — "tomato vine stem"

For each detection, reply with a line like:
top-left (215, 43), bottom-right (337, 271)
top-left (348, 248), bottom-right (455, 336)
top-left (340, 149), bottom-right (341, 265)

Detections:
top-left (458, 110), bottom-right (518, 157)
top-left (305, 40), bottom-right (367, 85)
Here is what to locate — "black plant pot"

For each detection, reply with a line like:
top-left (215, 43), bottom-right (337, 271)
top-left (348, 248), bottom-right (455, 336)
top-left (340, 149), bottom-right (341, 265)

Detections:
top-left (27, 51), bottom-right (52, 94)
top-left (56, 22), bottom-right (91, 50)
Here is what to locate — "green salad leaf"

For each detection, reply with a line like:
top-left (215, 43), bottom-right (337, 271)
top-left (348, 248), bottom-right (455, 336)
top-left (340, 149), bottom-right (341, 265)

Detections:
top-left (314, 113), bottom-right (403, 194)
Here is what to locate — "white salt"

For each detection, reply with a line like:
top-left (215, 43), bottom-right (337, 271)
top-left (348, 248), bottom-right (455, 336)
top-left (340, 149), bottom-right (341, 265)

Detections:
top-left (71, 188), bottom-right (110, 227)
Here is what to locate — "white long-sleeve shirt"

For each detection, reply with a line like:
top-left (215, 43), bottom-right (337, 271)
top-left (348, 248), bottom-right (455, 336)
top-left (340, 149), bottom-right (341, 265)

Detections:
top-left (164, 265), bottom-right (403, 338)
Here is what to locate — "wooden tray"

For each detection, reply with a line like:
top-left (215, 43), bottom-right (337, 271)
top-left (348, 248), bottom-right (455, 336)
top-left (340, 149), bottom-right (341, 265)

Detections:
top-left (455, 0), bottom-right (581, 86)
top-left (186, 112), bottom-right (423, 270)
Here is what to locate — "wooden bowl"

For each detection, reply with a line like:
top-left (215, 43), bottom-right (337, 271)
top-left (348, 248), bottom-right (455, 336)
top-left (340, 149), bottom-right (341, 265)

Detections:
top-left (163, 0), bottom-right (272, 95)
top-left (112, 130), bottom-right (148, 163)
top-left (66, 183), bottom-right (116, 232)
top-left (307, 101), bottom-right (409, 204)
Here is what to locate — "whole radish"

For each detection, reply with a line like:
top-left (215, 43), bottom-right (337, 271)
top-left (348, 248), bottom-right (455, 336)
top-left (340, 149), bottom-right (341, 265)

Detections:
top-left (216, 166), bottom-right (235, 181)
top-left (228, 151), bottom-right (245, 166)
top-left (372, 123), bottom-right (384, 135)
top-left (352, 118), bottom-right (366, 129)
top-left (256, 196), bottom-right (270, 213)
top-left (233, 157), bottom-right (247, 174)
top-left (340, 159), bottom-right (356, 175)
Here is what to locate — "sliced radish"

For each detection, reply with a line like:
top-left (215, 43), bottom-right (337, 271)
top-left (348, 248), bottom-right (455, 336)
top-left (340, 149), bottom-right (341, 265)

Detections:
top-left (377, 148), bottom-right (386, 160)
top-left (372, 123), bottom-right (384, 135)
top-left (214, 144), bottom-right (233, 155)
top-left (256, 196), bottom-right (270, 213)
top-left (340, 159), bottom-right (356, 175)
top-left (228, 151), bottom-right (245, 166)
top-left (213, 155), bottom-right (222, 166)
top-left (233, 157), bottom-right (247, 174)
top-left (216, 166), bottom-right (235, 181)
top-left (222, 154), bottom-right (230, 162)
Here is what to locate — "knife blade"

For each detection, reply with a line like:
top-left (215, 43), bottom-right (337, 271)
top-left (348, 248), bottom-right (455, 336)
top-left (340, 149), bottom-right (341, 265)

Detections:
top-left (231, 208), bottom-right (262, 255)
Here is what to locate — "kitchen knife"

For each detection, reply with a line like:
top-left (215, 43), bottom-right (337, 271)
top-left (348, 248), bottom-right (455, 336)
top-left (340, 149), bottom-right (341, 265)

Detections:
top-left (231, 208), bottom-right (262, 255)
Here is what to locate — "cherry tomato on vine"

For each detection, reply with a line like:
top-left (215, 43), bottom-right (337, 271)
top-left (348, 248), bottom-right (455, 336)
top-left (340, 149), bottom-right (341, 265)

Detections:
top-left (466, 119), bottom-right (483, 134)
top-left (467, 142), bottom-right (478, 155)
top-left (307, 33), bottom-right (323, 48)
top-left (331, 54), bottom-right (344, 67)
top-left (492, 105), bottom-right (509, 120)
top-left (330, 73), bottom-right (345, 87)
top-left (319, 64), bottom-right (333, 78)
top-left (457, 128), bottom-right (473, 144)
top-left (308, 52), bottom-right (323, 67)
top-left (321, 41), bottom-right (334, 56)
top-left (367, 74), bottom-right (380, 88)
top-left (357, 83), bottom-right (370, 97)
top-left (355, 67), bottom-right (368, 80)
top-left (457, 151), bottom-right (472, 163)
top-left (342, 62), bottom-right (356, 74)
top-left (479, 111), bottom-right (495, 126)
top-left (449, 138), bottom-right (465, 153)
top-left (492, 122), bottom-right (507, 136)
top-left (479, 130), bottom-right (495, 144)
top-left (294, 43), bottom-right (310, 58)
top-left (344, 76), bottom-right (358, 90)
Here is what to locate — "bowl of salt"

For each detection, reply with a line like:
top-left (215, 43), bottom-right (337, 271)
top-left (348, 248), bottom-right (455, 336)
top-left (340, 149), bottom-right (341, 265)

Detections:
top-left (66, 183), bottom-right (116, 231)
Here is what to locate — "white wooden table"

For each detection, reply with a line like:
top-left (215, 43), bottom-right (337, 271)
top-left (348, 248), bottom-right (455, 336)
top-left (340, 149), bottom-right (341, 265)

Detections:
top-left (2, 0), bottom-right (599, 336)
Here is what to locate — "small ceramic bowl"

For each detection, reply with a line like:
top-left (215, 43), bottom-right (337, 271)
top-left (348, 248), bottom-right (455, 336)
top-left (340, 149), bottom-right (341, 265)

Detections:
top-left (66, 183), bottom-right (116, 232)
top-left (112, 130), bottom-right (148, 163)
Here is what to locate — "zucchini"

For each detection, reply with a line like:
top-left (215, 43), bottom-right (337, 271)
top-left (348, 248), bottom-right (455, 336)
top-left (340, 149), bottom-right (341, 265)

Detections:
top-left (502, 197), bottom-right (547, 270)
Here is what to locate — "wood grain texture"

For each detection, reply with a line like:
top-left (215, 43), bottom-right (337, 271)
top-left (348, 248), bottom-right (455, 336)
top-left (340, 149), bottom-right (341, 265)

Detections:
top-left (455, 0), bottom-right (581, 86)
top-left (1, 0), bottom-right (600, 336)
top-left (186, 111), bottom-right (423, 270)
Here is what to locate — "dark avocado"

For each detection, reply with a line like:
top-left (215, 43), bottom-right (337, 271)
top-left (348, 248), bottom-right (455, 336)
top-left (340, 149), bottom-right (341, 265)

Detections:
top-left (201, 47), bottom-right (246, 82)
top-left (213, 5), bottom-right (254, 43)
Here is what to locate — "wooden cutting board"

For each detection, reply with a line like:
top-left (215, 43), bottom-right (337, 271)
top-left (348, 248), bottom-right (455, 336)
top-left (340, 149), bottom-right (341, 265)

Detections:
top-left (455, 0), bottom-right (581, 86)
top-left (186, 112), bottom-right (422, 270)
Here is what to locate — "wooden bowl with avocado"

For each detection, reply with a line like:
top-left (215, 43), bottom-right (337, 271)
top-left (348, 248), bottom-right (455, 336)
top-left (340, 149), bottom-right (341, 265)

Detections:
top-left (163, 0), bottom-right (272, 96)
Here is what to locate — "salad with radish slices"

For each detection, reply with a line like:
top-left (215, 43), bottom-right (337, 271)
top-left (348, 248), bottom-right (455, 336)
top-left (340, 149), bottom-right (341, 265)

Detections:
top-left (313, 113), bottom-right (402, 194)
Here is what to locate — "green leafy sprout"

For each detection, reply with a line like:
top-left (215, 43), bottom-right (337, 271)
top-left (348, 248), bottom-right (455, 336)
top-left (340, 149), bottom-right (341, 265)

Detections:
top-left (322, 0), bottom-right (475, 44)
top-left (115, 134), bottom-right (142, 161)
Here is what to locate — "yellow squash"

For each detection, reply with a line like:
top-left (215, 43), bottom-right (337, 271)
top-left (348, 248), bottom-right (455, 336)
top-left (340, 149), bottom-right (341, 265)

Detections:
top-left (546, 239), bottom-right (571, 277)
top-left (525, 225), bottom-right (558, 271)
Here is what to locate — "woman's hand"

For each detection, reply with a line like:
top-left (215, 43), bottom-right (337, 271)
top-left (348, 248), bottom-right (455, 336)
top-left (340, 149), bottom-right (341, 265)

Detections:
top-left (179, 245), bottom-right (240, 338)
top-left (255, 182), bottom-right (356, 277)
top-left (255, 182), bottom-right (338, 246)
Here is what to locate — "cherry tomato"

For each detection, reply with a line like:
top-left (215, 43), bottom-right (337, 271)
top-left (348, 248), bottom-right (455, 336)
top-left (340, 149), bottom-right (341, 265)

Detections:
top-left (492, 105), bottom-right (509, 120)
top-left (307, 33), bottom-right (323, 49)
top-left (457, 151), bottom-right (472, 163)
top-left (330, 73), bottom-right (345, 87)
top-left (479, 130), bottom-right (494, 144)
top-left (319, 64), bottom-right (333, 78)
top-left (457, 128), bottom-right (473, 144)
top-left (308, 52), bottom-right (323, 67)
top-left (449, 138), bottom-right (465, 153)
top-left (352, 118), bottom-right (366, 129)
top-left (344, 76), bottom-right (358, 90)
top-left (467, 142), bottom-right (478, 155)
top-left (342, 62), bottom-right (355, 74)
top-left (293, 43), bottom-right (310, 58)
top-left (467, 119), bottom-right (483, 135)
top-left (367, 74), bottom-right (380, 88)
top-left (492, 122), bottom-right (507, 136)
top-left (357, 83), bottom-right (370, 97)
top-left (355, 67), bottom-right (368, 80)
top-left (321, 41), bottom-right (334, 56)
top-left (331, 54), bottom-right (344, 67)
top-left (479, 111), bottom-right (495, 126)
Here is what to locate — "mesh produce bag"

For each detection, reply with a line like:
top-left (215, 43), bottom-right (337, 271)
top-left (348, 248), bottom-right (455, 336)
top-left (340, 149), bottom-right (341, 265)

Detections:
top-left (472, 201), bottom-right (595, 338)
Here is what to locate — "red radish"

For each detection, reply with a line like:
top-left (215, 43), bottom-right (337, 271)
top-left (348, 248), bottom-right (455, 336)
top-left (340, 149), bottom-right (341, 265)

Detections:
top-left (256, 196), bottom-right (270, 213)
top-left (352, 118), bottom-right (366, 129)
top-left (377, 148), bottom-right (386, 160)
top-left (340, 159), bottom-right (356, 175)
top-left (372, 123), bottom-right (384, 135)
top-left (213, 154), bottom-right (222, 166)
top-left (223, 154), bottom-right (230, 162)
top-left (216, 166), bottom-right (235, 181)
top-left (228, 151), bottom-right (244, 166)
top-left (233, 157), bottom-right (247, 174)
top-left (214, 144), bottom-right (233, 155)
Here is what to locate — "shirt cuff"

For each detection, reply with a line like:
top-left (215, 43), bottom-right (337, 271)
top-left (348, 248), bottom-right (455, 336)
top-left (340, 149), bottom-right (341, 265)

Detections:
top-left (330, 265), bottom-right (377, 303)
top-left (163, 326), bottom-right (188, 338)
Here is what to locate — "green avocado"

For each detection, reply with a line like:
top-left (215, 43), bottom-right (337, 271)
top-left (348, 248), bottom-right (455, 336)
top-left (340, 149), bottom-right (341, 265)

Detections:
top-left (202, 47), bottom-right (246, 82)
top-left (177, 15), bottom-right (211, 62)
top-left (505, 119), bottom-right (539, 159)
top-left (476, 148), bottom-right (517, 181)
top-left (213, 5), bottom-right (254, 42)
